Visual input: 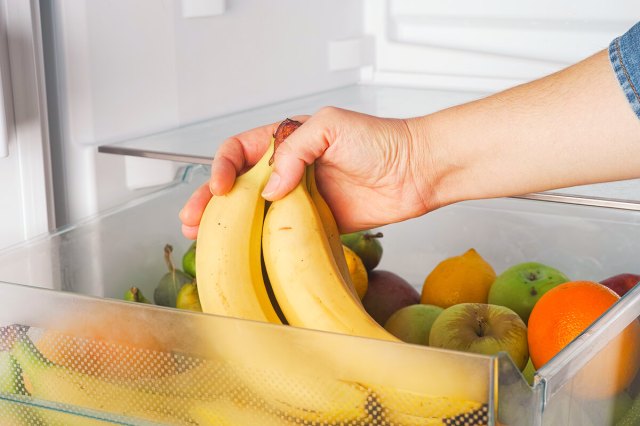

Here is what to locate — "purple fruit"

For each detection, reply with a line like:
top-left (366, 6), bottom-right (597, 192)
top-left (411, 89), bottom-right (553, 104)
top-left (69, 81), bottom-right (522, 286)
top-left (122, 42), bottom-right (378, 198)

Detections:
top-left (362, 270), bottom-right (420, 325)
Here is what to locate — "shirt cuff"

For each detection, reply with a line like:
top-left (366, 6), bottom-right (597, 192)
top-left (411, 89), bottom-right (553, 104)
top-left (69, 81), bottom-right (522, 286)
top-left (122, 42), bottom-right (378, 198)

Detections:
top-left (609, 22), bottom-right (640, 120)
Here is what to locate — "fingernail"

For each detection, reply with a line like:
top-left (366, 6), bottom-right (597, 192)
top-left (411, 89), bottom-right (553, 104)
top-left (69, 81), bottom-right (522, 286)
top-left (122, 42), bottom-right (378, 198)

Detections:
top-left (262, 172), bottom-right (281, 198)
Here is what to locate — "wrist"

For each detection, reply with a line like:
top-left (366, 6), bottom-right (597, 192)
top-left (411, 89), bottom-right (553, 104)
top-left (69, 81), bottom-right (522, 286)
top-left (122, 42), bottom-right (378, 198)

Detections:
top-left (403, 115), bottom-right (451, 214)
top-left (405, 114), bottom-right (456, 213)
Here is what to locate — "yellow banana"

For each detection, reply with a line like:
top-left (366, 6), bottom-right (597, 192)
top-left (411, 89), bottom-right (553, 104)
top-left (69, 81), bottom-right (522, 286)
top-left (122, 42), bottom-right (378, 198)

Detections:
top-left (306, 164), bottom-right (360, 300)
top-left (189, 398), bottom-right (276, 426)
top-left (196, 138), bottom-right (281, 324)
top-left (11, 336), bottom-right (199, 425)
top-left (0, 350), bottom-right (46, 426)
top-left (190, 395), bottom-right (324, 426)
top-left (370, 384), bottom-right (487, 425)
top-left (233, 366), bottom-right (373, 424)
top-left (132, 358), bottom-right (240, 401)
top-left (262, 166), bottom-right (398, 341)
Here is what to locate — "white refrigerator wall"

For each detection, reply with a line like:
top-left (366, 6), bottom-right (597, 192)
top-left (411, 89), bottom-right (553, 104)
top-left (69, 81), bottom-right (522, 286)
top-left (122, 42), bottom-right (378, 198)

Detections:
top-left (43, 0), bottom-right (640, 227)
top-left (44, 0), bottom-right (366, 225)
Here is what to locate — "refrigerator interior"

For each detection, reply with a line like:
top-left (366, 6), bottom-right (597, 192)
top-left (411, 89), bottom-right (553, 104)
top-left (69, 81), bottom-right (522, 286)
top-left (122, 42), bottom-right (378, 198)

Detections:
top-left (37, 0), bottom-right (640, 228)
top-left (0, 1), bottom-right (640, 425)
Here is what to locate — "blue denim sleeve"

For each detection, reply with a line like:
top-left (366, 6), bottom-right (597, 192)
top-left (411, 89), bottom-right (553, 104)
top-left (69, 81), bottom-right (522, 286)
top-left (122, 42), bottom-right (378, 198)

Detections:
top-left (609, 22), bottom-right (640, 120)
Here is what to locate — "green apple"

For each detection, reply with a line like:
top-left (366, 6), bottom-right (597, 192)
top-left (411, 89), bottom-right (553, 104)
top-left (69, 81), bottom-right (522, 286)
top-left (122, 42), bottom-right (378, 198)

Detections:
top-left (429, 303), bottom-right (529, 371)
top-left (585, 391), bottom-right (633, 425)
top-left (609, 391), bottom-right (638, 426)
top-left (522, 358), bottom-right (535, 386)
top-left (488, 262), bottom-right (569, 323)
top-left (384, 304), bottom-right (444, 345)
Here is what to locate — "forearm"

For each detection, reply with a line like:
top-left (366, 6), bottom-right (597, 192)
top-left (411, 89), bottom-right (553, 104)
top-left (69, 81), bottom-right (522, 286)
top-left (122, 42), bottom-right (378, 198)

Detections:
top-left (412, 49), bottom-right (640, 209)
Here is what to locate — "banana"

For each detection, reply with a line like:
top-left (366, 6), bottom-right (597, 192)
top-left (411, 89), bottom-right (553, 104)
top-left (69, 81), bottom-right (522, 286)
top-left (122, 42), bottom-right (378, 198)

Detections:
top-left (189, 396), bottom-right (300, 426)
top-left (306, 163), bottom-right (360, 300)
top-left (262, 166), bottom-right (398, 341)
top-left (370, 384), bottom-right (487, 425)
top-left (11, 336), bottom-right (199, 425)
top-left (196, 137), bottom-right (281, 324)
top-left (0, 350), bottom-right (46, 426)
top-left (233, 365), bottom-right (373, 424)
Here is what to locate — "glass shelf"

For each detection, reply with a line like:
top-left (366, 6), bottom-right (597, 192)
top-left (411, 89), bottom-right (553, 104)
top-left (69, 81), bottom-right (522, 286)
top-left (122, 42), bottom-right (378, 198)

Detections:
top-left (98, 84), bottom-right (640, 209)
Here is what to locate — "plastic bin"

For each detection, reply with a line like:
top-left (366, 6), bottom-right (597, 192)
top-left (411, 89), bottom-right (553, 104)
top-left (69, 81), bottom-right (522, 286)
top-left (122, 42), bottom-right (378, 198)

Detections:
top-left (0, 165), bottom-right (639, 425)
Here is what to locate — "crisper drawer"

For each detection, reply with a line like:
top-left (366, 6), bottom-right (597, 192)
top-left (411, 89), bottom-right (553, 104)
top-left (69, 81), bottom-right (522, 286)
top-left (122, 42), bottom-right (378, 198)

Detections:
top-left (0, 166), bottom-right (640, 425)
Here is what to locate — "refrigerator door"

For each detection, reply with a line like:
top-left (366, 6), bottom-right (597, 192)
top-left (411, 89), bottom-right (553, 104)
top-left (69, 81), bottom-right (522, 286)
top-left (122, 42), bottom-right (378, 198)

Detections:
top-left (0, 0), bottom-right (53, 251)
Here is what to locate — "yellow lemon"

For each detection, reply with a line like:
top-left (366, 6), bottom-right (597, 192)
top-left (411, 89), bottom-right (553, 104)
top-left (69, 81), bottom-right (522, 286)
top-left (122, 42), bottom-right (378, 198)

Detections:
top-left (421, 249), bottom-right (496, 308)
top-left (343, 245), bottom-right (368, 299)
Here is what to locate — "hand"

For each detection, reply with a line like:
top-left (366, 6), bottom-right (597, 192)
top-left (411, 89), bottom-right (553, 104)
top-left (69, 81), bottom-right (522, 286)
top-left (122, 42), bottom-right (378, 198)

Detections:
top-left (180, 107), bottom-right (437, 239)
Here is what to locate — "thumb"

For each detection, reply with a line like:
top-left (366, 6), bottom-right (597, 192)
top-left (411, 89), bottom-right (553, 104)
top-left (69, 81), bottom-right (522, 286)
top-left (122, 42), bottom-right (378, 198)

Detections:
top-left (261, 120), bottom-right (330, 200)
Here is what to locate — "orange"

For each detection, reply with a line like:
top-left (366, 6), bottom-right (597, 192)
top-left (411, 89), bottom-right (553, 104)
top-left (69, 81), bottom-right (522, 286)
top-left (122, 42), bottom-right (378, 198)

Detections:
top-left (36, 307), bottom-right (178, 380)
top-left (528, 280), bottom-right (640, 399)
top-left (421, 248), bottom-right (496, 308)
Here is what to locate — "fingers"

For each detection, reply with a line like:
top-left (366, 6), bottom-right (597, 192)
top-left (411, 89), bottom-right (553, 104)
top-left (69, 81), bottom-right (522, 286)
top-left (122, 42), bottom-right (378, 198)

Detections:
top-left (182, 116), bottom-right (314, 239)
top-left (209, 143), bottom-right (247, 196)
top-left (182, 224), bottom-right (199, 240)
top-left (209, 127), bottom-right (271, 196)
top-left (209, 116), bottom-right (309, 196)
top-left (262, 114), bottom-right (332, 200)
top-left (179, 182), bottom-right (213, 239)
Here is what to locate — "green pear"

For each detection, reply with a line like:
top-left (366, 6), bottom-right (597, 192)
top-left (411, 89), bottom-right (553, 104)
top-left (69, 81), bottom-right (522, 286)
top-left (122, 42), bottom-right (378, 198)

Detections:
top-left (182, 242), bottom-right (196, 278)
top-left (123, 287), bottom-right (152, 304)
top-left (176, 281), bottom-right (202, 312)
top-left (154, 244), bottom-right (192, 308)
top-left (340, 231), bottom-right (383, 271)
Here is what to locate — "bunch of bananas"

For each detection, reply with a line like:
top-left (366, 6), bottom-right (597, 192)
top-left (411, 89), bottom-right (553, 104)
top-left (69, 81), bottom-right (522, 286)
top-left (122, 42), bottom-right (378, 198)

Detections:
top-left (193, 119), bottom-right (489, 425)
top-left (195, 118), bottom-right (397, 340)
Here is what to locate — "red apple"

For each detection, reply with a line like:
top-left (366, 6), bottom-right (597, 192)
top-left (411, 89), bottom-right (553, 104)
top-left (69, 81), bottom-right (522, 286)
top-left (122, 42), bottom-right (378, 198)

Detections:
top-left (600, 273), bottom-right (640, 297)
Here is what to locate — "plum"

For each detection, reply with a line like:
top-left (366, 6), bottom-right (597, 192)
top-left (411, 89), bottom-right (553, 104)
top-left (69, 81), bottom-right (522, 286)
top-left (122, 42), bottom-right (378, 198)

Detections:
top-left (362, 270), bottom-right (420, 325)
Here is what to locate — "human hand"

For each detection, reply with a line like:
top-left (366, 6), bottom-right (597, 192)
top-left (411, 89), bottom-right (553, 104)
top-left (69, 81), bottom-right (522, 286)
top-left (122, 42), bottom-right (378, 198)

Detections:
top-left (180, 107), bottom-right (437, 239)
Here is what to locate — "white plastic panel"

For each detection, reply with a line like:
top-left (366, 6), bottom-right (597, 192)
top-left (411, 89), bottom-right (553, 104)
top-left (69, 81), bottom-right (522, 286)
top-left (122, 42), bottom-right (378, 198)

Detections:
top-left (365, 0), bottom-right (638, 91)
top-left (46, 0), bottom-right (366, 225)
top-left (182, 0), bottom-right (225, 18)
top-left (49, 0), bottom-right (365, 147)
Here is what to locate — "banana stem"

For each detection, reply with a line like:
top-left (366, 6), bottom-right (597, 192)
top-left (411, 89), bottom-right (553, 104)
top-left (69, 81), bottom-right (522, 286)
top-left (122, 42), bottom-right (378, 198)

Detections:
top-left (364, 232), bottom-right (384, 240)
top-left (269, 118), bottom-right (302, 165)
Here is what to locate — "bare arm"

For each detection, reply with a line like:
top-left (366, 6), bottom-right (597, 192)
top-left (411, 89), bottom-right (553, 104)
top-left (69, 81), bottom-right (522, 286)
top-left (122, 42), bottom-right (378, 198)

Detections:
top-left (181, 50), bottom-right (640, 238)
top-left (417, 50), bottom-right (640, 209)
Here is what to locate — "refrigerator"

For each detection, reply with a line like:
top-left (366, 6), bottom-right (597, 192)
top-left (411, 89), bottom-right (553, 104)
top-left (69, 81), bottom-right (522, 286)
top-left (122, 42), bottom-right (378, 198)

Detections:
top-left (1, 1), bottom-right (640, 425)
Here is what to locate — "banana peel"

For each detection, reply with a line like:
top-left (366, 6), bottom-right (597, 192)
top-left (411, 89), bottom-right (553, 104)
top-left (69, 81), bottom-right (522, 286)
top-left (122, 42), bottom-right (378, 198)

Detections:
top-left (11, 336), bottom-right (198, 425)
top-left (196, 137), bottom-right (282, 323)
top-left (371, 384), bottom-right (488, 425)
top-left (189, 397), bottom-right (300, 426)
